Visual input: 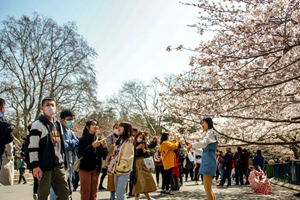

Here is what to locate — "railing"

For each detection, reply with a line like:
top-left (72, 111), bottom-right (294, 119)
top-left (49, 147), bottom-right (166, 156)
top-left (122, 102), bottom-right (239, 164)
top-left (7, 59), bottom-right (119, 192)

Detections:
top-left (266, 161), bottom-right (300, 185)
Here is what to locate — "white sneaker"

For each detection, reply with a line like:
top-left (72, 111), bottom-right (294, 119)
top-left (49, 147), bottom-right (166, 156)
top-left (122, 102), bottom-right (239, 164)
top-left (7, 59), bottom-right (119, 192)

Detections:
top-left (33, 194), bottom-right (38, 200)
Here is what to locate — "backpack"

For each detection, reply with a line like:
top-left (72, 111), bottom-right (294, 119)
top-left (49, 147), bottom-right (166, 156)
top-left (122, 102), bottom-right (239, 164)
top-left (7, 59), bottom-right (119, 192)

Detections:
top-left (154, 151), bottom-right (161, 166)
top-left (235, 153), bottom-right (242, 168)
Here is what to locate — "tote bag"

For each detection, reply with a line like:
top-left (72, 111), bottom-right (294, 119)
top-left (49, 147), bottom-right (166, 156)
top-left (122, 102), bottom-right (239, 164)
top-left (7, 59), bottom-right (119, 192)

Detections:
top-left (143, 156), bottom-right (155, 170)
top-left (73, 157), bottom-right (83, 172)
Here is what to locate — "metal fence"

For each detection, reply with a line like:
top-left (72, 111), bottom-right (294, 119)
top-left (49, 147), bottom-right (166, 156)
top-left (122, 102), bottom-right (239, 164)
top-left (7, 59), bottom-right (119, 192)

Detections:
top-left (265, 161), bottom-right (300, 185)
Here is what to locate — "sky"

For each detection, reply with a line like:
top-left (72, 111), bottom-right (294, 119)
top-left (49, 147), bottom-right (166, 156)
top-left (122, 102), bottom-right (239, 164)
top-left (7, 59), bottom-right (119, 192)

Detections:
top-left (0, 0), bottom-right (201, 100)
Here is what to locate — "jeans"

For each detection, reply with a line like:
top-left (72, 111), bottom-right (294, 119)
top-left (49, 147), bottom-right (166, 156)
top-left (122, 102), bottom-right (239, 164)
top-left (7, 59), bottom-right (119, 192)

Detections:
top-left (110, 191), bottom-right (116, 200)
top-left (218, 166), bottom-right (224, 180)
top-left (49, 187), bottom-right (56, 200)
top-left (219, 169), bottom-right (232, 186)
top-left (114, 173), bottom-right (130, 200)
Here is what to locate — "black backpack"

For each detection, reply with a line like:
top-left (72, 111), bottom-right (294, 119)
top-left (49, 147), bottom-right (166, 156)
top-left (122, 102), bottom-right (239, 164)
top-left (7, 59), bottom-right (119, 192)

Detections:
top-left (235, 153), bottom-right (242, 168)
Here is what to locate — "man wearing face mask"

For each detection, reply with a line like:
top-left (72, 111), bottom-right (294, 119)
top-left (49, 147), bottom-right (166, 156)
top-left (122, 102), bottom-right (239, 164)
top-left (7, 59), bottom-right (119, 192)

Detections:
top-left (28, 97), bottom-right (69, 200)
top-left (50, 109), bottom-right (79, 199)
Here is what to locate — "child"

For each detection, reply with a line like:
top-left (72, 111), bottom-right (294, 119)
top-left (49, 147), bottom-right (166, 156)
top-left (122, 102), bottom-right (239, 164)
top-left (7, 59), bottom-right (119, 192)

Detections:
top-left (17, 152), bottom-right (27, 184)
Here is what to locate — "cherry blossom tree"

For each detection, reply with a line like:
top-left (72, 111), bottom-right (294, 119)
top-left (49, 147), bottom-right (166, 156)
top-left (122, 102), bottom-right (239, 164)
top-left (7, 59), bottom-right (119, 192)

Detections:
top-left (159, 0), bottom-right (300, 157)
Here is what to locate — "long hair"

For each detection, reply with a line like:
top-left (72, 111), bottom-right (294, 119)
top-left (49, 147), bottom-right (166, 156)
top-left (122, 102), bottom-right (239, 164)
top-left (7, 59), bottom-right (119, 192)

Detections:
top-left (116, 122), bottom-right (133, 145)
top-left (160, 132), bottom-right (169, 145)
top-left (135, 131), bottom-right (147, 148)
top-left (82, 119), bottom-right (98, 136)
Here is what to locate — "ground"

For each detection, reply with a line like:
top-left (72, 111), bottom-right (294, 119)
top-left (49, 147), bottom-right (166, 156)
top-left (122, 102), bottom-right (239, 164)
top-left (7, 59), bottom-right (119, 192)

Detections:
top-left (1, 177), bottom-right (299, 200)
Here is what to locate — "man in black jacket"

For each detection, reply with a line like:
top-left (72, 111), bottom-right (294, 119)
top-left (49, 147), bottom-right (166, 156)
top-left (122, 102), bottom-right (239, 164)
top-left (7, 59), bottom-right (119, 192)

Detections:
top-left (218, 147), bottom-right (233, 187)
top-left (0, 98), bottom-right (14, 158)
top-left (0, 98), bottom-right (14, 185)
top-left (29, 97), bottom-right (69, 200)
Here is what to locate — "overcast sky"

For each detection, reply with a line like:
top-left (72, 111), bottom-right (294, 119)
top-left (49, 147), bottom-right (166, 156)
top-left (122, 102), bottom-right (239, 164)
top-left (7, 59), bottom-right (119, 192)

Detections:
top-left (0, 0), bottom-right (200, 100)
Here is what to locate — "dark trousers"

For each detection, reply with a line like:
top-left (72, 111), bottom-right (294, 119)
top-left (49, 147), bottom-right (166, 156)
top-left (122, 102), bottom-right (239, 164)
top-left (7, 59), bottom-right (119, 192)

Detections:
top-left (162, 168), bottom-right (173, 191)
top-left (219, 169), bottom-right (232, 186)
top-left (185, 168), bottom-right (193, 181)
top-left (32, 173), bottom-right (38, 194)
top-left (67, 177), bottom-right (72, 195)
top-left (235, 167), bottom-right (244, 185)
top-left (179, 165), bottom-right (183, 184)
top-left (38, 168), bottom-right (69, 200)
top-left (99, 168), bottom-right (107, 189)
top-left (215, 166), bottom-right (220, 180)
top-left (155, 165), bottom-right (164, 184)
top-left (129, 171), bottom-right (134, 196)
top-left (18, 168), bottom-right (26, 183)
top-left (72, 170), bottom-right (79, 190)
top-left (194, 164), bottom-right (203, 182)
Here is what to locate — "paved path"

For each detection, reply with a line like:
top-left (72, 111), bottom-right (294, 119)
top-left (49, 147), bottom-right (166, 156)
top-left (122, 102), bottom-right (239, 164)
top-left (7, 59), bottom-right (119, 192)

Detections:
top-left (1, 177), bottom-right (300, 199)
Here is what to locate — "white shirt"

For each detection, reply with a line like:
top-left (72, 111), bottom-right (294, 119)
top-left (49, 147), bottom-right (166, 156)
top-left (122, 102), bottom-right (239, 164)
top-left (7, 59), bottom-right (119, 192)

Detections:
top-left (192, 129), bottom-right (217, 149)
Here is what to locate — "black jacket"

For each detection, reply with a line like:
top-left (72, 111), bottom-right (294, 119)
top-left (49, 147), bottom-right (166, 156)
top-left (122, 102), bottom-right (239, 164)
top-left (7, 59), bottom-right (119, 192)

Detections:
top-left (0, 116), bottom-right (14, 157)
top-left (29, 115), bottom-right (67, 171)
top-left (78, 133), bottom-right (108, 173)
top-left (222, 151), bottom-right (233, 170)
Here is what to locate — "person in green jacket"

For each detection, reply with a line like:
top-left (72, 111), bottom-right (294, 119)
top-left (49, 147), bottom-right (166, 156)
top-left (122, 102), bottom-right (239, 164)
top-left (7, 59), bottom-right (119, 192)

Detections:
top-left (17, 152), bottom-right (27, 184)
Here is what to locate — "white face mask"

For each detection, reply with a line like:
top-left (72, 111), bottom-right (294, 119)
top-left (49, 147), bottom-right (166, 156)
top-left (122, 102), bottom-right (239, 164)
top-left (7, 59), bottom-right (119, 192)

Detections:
top-left (137, 138), bottom-right (143, 143)
top-left (44, 106), bottom-right (56, 117)
top-left (114, 129), bottom-right (119, 135)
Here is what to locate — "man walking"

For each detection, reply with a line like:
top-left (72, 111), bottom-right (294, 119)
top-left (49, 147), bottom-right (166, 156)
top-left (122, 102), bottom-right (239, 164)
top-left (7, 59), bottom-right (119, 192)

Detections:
top-left (50, 109), bottom-right (79, 199)
top-left (0, 98), bottom-right (14, 185)
top-left (233, 147), bottom-right (244, 185)
top-left (218, 147), bottom-right (233, 187)
top-left (29, 97), bottom-right (69, 200)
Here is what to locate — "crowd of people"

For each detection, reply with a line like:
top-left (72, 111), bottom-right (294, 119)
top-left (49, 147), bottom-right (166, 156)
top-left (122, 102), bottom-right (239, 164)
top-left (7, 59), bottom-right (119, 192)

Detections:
top-left (2, 96), bottom-right (295, 200)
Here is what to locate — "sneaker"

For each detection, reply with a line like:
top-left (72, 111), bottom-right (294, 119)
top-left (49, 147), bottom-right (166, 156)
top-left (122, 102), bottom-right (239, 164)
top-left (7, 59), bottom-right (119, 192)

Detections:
top-left (23, 182), bottom-right (27, 184)
top-left (98, 186), bottom-right (106, 190)
top-left (33, 194), bottom-right (38, 200)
